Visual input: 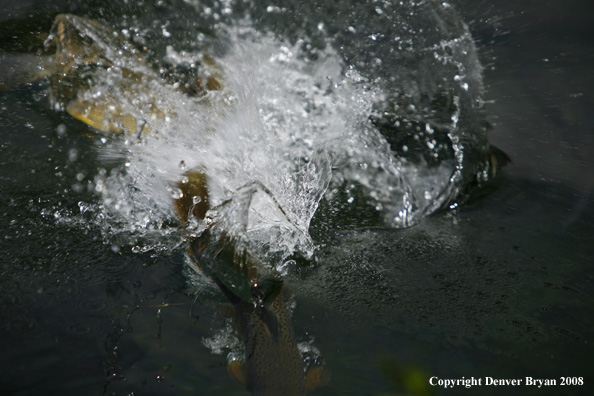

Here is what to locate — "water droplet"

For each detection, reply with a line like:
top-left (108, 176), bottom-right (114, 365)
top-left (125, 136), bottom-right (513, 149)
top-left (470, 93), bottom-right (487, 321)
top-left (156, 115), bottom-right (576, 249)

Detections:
top-left (276, 260), bottom-right (294, 276)
top-left (56, 124), bottom-right (67, 138)
top-left (68, 148), bottom-right (79, 162)
top-left (170, 188), bottom-right (183, 199)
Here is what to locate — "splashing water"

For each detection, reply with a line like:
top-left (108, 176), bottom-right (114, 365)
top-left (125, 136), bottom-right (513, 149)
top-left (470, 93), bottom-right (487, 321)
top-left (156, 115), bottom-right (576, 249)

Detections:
top-left (66, 2), bottom-right (491, 263)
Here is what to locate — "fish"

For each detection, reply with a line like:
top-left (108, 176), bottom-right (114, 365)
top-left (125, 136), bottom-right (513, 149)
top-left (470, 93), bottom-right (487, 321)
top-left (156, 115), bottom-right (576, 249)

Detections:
top-left (3, 12), bottom-right (506, 394)
top-left (176, 170), bottom-right (330, 395)
top-left (31, 14), bottom-right (329, 395)
top-left (38, 14), bottom-right (221, 135)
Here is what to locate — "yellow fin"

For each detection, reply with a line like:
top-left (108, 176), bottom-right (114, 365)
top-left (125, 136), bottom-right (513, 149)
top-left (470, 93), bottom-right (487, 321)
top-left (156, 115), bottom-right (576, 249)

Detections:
top-left (66, 96), bottom-right (141, 135)
top-left (305, 366), bottom-right (330, 393)
top-left (228, 360), bottom-right (247, 387)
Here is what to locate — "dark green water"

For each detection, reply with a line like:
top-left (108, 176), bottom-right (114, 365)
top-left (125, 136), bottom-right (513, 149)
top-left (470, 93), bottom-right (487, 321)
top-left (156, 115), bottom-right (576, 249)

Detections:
top-left (1, 1), bottom-right (593, 395)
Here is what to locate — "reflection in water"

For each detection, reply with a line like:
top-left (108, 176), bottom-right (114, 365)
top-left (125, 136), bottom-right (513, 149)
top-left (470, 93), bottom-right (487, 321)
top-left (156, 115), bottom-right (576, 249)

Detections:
top-left (2, 1), bottom-right (503, 394)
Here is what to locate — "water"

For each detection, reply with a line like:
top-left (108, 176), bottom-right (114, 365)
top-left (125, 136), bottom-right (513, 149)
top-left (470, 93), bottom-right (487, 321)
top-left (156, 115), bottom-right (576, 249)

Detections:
top-left (47, 1), bottom-right (492, 254)
top-left (1, 0), bottom-right (593, 395)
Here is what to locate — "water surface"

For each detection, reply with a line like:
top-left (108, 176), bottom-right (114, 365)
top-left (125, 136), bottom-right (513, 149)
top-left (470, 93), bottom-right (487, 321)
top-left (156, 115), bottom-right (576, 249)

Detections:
top-left (1, 0), bottom-right (593, 395)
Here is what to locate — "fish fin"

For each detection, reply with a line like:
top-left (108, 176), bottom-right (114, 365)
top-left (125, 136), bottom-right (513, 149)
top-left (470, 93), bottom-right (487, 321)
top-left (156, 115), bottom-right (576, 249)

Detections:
top-left (66, 96), bottom-right (141, 134)
top-left (228, 360), bottom-right (248, 386)
top-left (203, 54), bottom-right (224, 91)
top-left (486, 144), bottom-right (510, 178)
top-left (186, 249), bottom-right (206, 274)
top-left (205, 75), bottom-right (222, 91)
top-left (305, 366), bottom-right (331, 393)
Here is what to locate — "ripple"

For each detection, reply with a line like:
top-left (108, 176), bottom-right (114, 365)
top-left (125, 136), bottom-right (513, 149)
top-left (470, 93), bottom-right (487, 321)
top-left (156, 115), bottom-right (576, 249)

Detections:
top-left (6, 317), bottom-right (38, 335)
top-left (79, 297), bottom-right (108, 313)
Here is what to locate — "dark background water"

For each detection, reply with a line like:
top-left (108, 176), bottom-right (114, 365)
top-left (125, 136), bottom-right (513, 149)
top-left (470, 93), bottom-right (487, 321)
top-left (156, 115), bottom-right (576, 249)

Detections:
top-left (1, 0), bottom-right (593, 395)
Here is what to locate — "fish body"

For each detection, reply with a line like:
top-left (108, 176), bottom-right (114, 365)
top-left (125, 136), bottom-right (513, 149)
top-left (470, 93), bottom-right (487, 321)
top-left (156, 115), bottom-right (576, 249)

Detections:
top-left (37, 15), bottom-right (329, 393)
top-left (178, 171), bottom-right (329, 395)
top-left (40, 14), bottom-right (220, 135)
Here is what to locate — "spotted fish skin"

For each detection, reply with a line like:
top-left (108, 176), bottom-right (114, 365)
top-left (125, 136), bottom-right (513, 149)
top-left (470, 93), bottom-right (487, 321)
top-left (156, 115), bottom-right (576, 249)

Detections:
top-left (177, 171), bottom-right (329, 395)
top-left (228, 280), bottom-right (308, 396)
